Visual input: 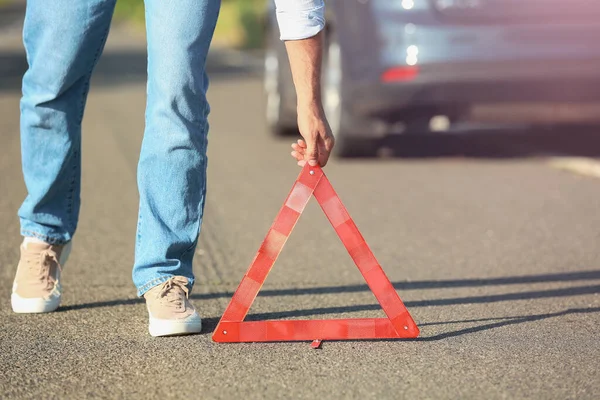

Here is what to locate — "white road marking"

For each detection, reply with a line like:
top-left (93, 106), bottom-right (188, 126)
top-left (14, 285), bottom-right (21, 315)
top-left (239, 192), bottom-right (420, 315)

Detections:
top-left (549, 157), bottom-right (600, 179)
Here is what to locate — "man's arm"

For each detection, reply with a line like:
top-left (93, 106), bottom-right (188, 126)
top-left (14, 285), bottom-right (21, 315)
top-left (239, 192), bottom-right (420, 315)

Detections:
top-left (274, 0), bottom-right (334, 167)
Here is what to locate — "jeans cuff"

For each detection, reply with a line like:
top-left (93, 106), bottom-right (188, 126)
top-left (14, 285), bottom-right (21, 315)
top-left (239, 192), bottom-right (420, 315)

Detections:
top-left (20, 229), bottom-right (71, 245)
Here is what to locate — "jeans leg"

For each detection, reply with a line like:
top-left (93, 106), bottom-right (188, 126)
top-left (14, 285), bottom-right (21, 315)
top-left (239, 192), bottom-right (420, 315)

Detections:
top-left (133, 0), bottom-right (221, 296)
top-left (18, 0), bottom-right (116, 245)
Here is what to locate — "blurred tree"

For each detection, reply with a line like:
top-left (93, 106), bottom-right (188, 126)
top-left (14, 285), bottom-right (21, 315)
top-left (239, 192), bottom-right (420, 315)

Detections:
top-left (237, 0), bottom-right (266, 49)
top-left (115, 0), bottom-right (267, 49)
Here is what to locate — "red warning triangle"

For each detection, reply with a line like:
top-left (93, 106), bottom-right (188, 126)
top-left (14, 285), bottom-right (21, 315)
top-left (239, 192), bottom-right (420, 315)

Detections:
top-left (212, 165), bottom-right (419, 344)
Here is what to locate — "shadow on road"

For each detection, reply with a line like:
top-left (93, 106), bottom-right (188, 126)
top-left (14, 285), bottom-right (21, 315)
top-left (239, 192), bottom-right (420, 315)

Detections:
top-left (0, 48), bottom-right (261, 92)
top-left (376, 126), bottom-right (600, 159)
top-left (277, 118), bottom-right (600, 158)
top-left (58, 269), bottom-right (600, 338)
top-left (412, 307), bottom-right (600, 341)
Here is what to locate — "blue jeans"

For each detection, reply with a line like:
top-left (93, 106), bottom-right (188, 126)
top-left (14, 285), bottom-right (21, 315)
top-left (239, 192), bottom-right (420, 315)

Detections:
top-left (18, 0), bottom-right (221, 296)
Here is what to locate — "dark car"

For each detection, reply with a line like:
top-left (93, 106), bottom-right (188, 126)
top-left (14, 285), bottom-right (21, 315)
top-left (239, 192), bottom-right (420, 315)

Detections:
top-left (264, 0), bottom-right (600, 157)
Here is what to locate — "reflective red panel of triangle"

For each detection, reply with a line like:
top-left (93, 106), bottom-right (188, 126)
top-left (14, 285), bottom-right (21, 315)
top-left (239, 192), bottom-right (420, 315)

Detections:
top-left (212, 165), bottom-right (419, 344)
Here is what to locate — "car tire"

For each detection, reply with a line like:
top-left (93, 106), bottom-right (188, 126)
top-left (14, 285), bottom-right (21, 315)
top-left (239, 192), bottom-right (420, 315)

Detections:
top-left (323, 29), bottom-right (380, 158)
top-left (264, 38), bottom-right (296, 136)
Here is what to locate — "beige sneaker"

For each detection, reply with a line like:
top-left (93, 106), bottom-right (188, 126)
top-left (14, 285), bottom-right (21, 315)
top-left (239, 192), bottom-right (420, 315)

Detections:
top-left (144, 276), bottom-right (202, 337)
top-left (11, 240), bottom-right (72, 313)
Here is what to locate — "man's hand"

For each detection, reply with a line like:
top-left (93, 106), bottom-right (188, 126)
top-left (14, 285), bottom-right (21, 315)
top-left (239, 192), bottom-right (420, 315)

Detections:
top-left (273, 0), bottom-right (330, 165)
top-left (283, 31), bottom-right (334, 167)
top-left (291, 103), bottom-right (334, 167)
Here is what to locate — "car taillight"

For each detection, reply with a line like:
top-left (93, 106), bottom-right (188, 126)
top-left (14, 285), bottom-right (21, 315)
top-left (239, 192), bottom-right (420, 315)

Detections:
top-left (381, 66), bottom-right (419, 82)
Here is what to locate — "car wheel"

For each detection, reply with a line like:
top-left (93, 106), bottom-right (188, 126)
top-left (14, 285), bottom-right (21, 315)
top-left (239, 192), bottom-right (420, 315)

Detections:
top-left (264, 46), bottom-right (295, 136)
top-left (323, 31), bottom-right (379, 158)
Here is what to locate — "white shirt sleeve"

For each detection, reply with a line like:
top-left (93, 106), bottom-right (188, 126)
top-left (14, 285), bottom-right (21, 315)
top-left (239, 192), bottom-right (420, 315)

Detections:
top-left (274, 0), bottom-right (326, 41)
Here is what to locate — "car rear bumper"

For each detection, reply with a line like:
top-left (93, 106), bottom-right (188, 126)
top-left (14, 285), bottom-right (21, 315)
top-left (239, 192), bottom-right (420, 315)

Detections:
top-left (348, 60), bottom-right (600, 118)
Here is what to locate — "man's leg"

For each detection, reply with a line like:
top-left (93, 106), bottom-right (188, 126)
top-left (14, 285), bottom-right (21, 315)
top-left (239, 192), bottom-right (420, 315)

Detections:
top-left (134, 0), bottom-right (220, 336)
top-left (13, 0), bottom-right (116, 313)
top-left (19, 0), bottom-right (116, 243)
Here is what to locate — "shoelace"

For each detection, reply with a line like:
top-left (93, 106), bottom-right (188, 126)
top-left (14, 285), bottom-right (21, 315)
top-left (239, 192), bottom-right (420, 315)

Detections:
top-left (25, 249), bottom-right (60, 290)
top-left (156, 277), bottom-right (190, 308)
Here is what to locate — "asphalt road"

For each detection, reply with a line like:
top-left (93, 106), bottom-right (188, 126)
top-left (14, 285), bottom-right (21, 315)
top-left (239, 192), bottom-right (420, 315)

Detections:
top-left (1, 4), bottom-right (599, 400)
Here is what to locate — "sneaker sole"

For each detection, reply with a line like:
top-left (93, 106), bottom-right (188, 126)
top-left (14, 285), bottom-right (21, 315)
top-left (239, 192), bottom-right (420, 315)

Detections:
top-left (148, 317), bottom-right (203, 337)
top-left (11, 241), bottom-right (72, 314)
top-left (11, 293), bottom-right (61, 313)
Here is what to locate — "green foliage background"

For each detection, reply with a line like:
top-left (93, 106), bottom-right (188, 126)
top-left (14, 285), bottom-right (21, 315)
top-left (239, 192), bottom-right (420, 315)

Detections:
top-left (115, 0), bottom-right (267, 49)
